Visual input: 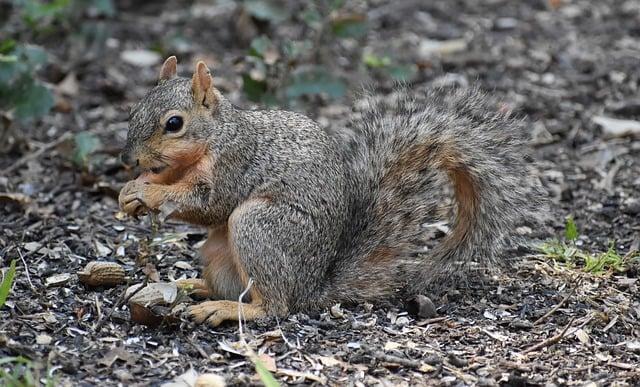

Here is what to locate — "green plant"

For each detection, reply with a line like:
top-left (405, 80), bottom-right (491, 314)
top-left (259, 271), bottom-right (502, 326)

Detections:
top-left (252, 356), bottom-right (280, 387)
top-left (72, 131), bottom-right (103, 170)
top-left (0, 260), bottom-right (17, 308)
top-left (239, 1), bottom-right (416, 106)
top-left (538, 216), bottom-right (637, 275)
top-left (0, 41), bottom-right (53, 122)
top-left (0, 357), bottom-right (55, 387)
top-left (362, 52), bottom-right (417, 82)
top-left (12, 0), bottom-right (114, 28)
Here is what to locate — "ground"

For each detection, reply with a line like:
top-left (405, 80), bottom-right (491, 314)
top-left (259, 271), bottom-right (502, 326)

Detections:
top-left (1, 0), bottom-right (639, 386)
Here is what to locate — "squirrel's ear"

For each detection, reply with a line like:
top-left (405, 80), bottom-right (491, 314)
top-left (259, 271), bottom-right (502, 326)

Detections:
top-left (191, 61), bottom-right (217, 108)
top-left (159, 56), bottom-right (178, 82)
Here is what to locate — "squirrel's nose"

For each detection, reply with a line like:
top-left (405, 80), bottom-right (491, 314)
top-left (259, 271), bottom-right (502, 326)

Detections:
top-left (120, 150), bottom-right (137, 167)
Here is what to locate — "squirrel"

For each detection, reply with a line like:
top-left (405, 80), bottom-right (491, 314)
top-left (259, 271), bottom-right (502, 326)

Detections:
top-left (118, 56), bottom-right (541, 326)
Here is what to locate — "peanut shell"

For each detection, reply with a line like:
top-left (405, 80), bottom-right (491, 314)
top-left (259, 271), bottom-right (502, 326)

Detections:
top-left (78, 261), bottom-right (125, 287)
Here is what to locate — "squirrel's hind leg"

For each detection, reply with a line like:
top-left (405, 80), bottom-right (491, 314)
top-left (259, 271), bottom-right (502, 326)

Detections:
top-left (227, 197), bottom-right (333, 317)
top-left (188, 300), bottom-right (266, 327)
top-left (198, 226), bottom-right (247, 301)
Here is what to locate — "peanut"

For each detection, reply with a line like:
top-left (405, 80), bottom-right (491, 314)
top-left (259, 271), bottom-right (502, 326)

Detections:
top-left (78, 261), bottom-right (125, 287)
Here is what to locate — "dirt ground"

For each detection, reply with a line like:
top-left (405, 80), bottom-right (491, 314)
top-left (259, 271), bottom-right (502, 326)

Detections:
top-left (1, 0), bottom-right (639, 386)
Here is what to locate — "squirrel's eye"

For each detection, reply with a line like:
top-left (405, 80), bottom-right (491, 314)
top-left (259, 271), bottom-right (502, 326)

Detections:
top-left (165, 116), bottom-right (183, 133)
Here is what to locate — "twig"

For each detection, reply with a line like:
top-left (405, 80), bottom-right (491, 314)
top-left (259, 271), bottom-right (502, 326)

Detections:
top-left (522, 316), bottom-right (576, 354)
top-left (2, 132), bottom-right (72, 175)
top-left (416, 316), bottom-right (448, 326)
top-left (360, 344), bottom-right (421, 368)
top-left (185, 335), bottom-right (210, 360)
top-left (275, 317), bottom-right (297, 349)
top-left (15, 245), bottom-right (35, 291)
top-left (94, 276), bottom-right (148, 333)
top-left (534, 282), bottom-right (579, 325)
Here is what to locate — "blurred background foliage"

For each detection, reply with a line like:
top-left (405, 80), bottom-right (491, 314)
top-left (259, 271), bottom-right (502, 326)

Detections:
top-left (0, 0), bottom-right (418, 162)
top-left (0, 0), bottom-right (416, 123)
top-left (1, 0), bottom-right (114, 123)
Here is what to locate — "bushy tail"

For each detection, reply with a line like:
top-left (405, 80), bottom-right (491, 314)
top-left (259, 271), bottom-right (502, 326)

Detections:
top-left (328, 86), bottom-right (543, 301)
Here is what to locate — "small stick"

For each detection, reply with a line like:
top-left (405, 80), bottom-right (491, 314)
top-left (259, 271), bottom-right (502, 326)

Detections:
top-left (417, 316), bottom-right (448, 326)
top-left (360, 344), bottom-right (421, 368)
top-left (2, 132), bottom-right (72, 175)
top-left (523, 316), bottom-right (576, 354)
top-left (534, 280), bottom-right (580, 326)
top-left (94, 276), bottom-right (148, 333)
top-left (185, 335), bottom-right (210, 360)
top-left (15, 245), bottom-right (35, 291)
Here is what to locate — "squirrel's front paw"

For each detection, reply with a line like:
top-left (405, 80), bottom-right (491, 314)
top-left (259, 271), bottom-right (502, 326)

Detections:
top-left (119, 180), bottom-right (165, 216)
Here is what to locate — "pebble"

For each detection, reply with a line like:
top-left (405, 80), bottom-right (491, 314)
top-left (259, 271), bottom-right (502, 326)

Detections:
top-left (623, 198), bottom-right (640, 215)
top-left (405, 294), bottom-right (437, 319)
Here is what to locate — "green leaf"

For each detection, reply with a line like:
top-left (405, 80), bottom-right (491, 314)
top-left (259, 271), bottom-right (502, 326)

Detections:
top-left (0, 58), bottom-right (19, 85)
top-left (0, 260), bottom-right (17, 308)
top-left (242, 74), bottom-right (268, 102)
top-left (20, 45), bottom-right (48, 67)
top-left (331, 15), bottom-right (367, 38)
top-left (249, 36), bottom-right (271, 58)
top-left (244, 0), bottom-right (289, 23)
top-left (301, 6), bottom-right (322, 29)
top-left (388, 64), bottom-right (418, 81)
top-left (252, 357), bottom-right (280, 387)
top-left (283, 40), bottom-right (312, 60)
top-left (330, 0), bottom-right (345, 11)
top-left (11, 80), bottom-right (54, 122)
top-left (88, 0), bottom-right (116, 17)
top-left (564, 216), bottom-right (578, 241)
top-left (286, 67), bottom-right (346, 100)
top-left (73, 131), bottom-right (103, 168)
top-left (363, 53), bottom-right (391, 68)
top-left (0, 39), bottom-right (16, 55)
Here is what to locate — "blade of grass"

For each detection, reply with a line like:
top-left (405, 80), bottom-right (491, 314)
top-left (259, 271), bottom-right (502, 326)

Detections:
top-left (0, 260), bottom-right (17, 307)
top-left (252, 356), bottom-right (280, 387)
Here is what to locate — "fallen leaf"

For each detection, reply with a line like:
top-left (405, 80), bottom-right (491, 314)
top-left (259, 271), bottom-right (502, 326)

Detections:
top-left (45, 273), bottom-right (72, 287)
top-left (99, 346), bottom-right (138, 368)
top-left (160, 368), bottom-right (198, 387)
top-left (174, 261), bottom-right (193, 270)
top-left (418, 38), bottom-right (467, 59)
top-left (56, 72), bottom-right (79, 96)
top-left (143, 262), bottom-right (160, 282)
top-left (258, 353), bottom-right (277, 372)
top-left (574, 329), bottom-right (590, 344)
top-left (120, 49), bottom-right (161, 67)
top-left (384, 341), bottom-right (402, 351)
top-left (36, 334), bottom-right (52, 345)
top-left (483, 310), bottom-right (497, 320)
top-left (316, 356), bottom-right (344, 368)
top-left (195, 373), bottom-right (226, 387)
top-left (23, 241), bottom-right (42, 253)
top-left (94, 240), bottom-right (112, 257)
top-left (0, 192), bottom-right (32, 206)
top-left (592, 116), bottom-right (640, 138)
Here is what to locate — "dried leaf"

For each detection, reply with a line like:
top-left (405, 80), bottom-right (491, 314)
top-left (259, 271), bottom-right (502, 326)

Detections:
top-left (45, 273), bottom-right (72, 287)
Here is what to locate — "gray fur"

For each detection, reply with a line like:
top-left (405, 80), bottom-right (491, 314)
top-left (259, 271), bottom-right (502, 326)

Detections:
top-left (125, 79), bottom-right (542, 315)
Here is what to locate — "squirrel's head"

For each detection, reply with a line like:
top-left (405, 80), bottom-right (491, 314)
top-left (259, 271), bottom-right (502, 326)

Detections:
top-left (122, 56), bottom-right (223, 184)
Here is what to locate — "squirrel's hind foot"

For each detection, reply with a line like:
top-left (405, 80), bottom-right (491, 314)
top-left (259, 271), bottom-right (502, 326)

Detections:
top-left (187, 300), bottom-right (266, 327)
